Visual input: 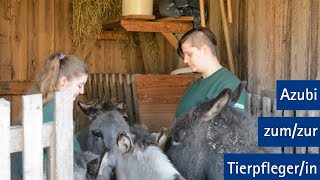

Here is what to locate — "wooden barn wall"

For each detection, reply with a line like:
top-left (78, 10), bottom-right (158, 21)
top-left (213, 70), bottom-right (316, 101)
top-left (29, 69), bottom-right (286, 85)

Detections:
top-left (206, 0), bottom-right (248, 81)
top-left (247, 0), bottom-right (320, 94)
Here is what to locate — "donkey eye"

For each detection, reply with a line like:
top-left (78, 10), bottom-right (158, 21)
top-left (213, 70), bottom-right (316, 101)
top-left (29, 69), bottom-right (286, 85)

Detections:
top-left (172, 140), bottom-right (181, 146)
top-left (91, 130), bottom-right (104, 139)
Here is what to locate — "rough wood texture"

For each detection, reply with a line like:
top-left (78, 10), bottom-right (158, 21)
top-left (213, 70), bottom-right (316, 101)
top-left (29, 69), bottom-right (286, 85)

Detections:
top-left (133, 74), bottom-right (199, 132)
top-left (121, 20), bottom-right (193, 33)
top-left (0, 81), bottom-right (32, 95)
top-left (10, 123), bottom-right (53, 153)
top-left (22, 94), bottom-right (43, 180)
top-left (54, 92), bottom-right (73, 179)
top-left (0, 98), bottom-right (10, 180)
top-left (247, 0), bottom-right (320, 93)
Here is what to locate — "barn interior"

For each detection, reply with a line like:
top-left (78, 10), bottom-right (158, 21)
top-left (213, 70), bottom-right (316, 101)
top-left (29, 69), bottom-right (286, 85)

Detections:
top-left (1, 0), bottom-right (320, 171)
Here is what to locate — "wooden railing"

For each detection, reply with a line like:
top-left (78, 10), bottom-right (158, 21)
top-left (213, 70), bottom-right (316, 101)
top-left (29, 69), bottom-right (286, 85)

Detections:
top-left (0, 92), bottom-right (74, 179)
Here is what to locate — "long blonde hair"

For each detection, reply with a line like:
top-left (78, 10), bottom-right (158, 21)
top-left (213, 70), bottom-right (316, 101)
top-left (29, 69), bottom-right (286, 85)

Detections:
top-left (31, 52), bottom-right (89, 104)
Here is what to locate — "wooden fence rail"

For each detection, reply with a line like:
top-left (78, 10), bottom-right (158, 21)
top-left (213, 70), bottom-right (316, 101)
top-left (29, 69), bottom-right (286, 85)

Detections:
top-left (86, 73), bottom-right (137, 125)
top-left (248, 93), bottom-right (320, 154)
top-left (0, 92), bottom-right (73, 180)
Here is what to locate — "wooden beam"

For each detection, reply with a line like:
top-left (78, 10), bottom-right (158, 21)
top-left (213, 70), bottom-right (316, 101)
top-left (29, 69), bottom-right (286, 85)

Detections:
top-left (121, 20), bottom-right (193, 33)
top-left (122, 15), bottom-right (155, 20)
top-left (102, 15), bottom-right (156, 30)
top-left (161, 33), bottom-right (178, 49)
top-left (95, 31), bottom-right (129, 41)
top-left (73, 39), bottom-right (97, 61)
top-left (156, 16), bottom-right (194, 23)
top-left (0, 81), bottom-right (33, 95)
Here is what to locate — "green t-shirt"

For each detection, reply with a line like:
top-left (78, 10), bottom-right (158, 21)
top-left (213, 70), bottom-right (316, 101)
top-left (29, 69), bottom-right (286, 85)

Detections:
top-left (176, 67), bottom-right (247, 118)
top-left (43, 100), bottom-right (81, 150)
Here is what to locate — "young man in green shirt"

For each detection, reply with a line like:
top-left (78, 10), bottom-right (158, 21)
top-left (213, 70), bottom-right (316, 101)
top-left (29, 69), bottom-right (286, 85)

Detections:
top-left (176, 27), bottom-right (247, 118)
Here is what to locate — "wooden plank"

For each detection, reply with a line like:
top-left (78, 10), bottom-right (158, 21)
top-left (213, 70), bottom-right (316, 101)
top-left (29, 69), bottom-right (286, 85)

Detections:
top-left (0, 0), bottom-right (12, 80)
top-left (0, 65), bottom-right (12, 80)
top-left (0, 81), bottom-right (32, 95)
top-left (207, 0), bottom-right (223, 63)
top-left (110, 74), bottom-right (117, 101)
top-left (134, 74), bottom-right (198, 131)
top-left (121, 20), bottom-right (193, 33)
top-left (139, 33), bottom-right (159, 73)
top-left (86, 74), bottom-right (93, 100)
top-left (27, 0), bottom-right (39, 80)
top-left (117, 74), bottom-right (124, 101)
top-left (247, 93), bottom-right (252, 114)
top-left (274, 0), bottom-right (291, 80)
top-left (239, 0), bottom-right (248, 81)
top-left (272, 99), bottom-right (283, 117)
top-left (156, 34), bottom-right (167, 73)
top-left (54, 92), bottom-right (73, 179)
top-left (95, 31), bottom-right (129, 41)
top-left (318, 0), bottom-right (320, 80)
top-left (38, 0), bottom-right (54, 69)
top-left (127, 40), bottom-right (144, 73)
top-left (54, 0), bottom-right (72, 53)
top-left (123, 74), bottom-right (135, 125)
top-left (10, 123), bottom-right (53, 153)
top-left (11, 0), bottom-right (28, 80)
top-left (156, 16), bottom-right (194, 22)
top-left (251, 95), bottom-right (261, 117)
top-left (11, 96), bottom-right (22, 125)
top-left (262, 97), bottom-right (271, 117)
top-left (307, 110), bottom-right (320, 154)
top-left (102, 18), bottom-right (121, 30)
top-left (103, 41), bottom-right (113, 72)
top-left (74, 39), bottom-right (97, 61)
top-left (309, 0), bottom-right (319, 79)
top-left (92, 40), bottom-right (105, 73)
top-left (22, 94), bottom-right (43, 180)
top-left (161, 33), bottom-right (178, 49)
top-left (131, 75), bottom-right (140, 123)
top-left (122, 15), bottom-right (155, 20)
top-left (282, 110), bottom-right (294, 154)
top-left (140, 113), bottom-right (175, 133)
top-left (0, 98), bottom-right (10, 180)
top-left (98, 73), bottom-right (104, 99)
top-left (295, 110), bottom-right (307, 154)
top-left (219, 0), bottom-right (235, 73)
top-left (92, 74), bottom-right (98, 99)
top-left (247, 0), bottom-right (276, 94)
top-left (104, 74), bottom-right (111, 100)
top-left (290, 0), bottom-right (311, 80)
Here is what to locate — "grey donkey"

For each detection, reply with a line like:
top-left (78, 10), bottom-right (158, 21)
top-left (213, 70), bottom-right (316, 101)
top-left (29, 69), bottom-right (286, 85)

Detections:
top-left (165, 82), bottom-right (281, 180)
top-left (76, 101), bottom-right (130, 155)
top-left (97, 127), bottom-right (185, 180)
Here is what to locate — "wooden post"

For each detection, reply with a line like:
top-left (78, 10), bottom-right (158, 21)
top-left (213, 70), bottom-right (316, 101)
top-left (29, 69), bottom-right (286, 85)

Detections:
top-left (227, 0), bottom-right (233, 23)
top-left (54, 91), bottom-right (74, 180)
top-left (199, 0), bottom-right (206, 27)
top-left (219, 0), bottom-right (235, 73)
top-left (22, 94), bottom-right (43, 180)
top-left (0, 98), bottom-right (10, 180)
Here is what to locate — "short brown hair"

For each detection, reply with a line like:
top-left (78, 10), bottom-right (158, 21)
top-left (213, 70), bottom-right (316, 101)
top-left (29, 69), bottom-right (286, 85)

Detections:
top-left (177, 27), bottom-right (217, 58)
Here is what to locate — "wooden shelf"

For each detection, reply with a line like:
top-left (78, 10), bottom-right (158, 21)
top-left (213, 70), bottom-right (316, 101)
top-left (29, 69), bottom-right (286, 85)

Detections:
top-left (96, 15), bottom-right (194, 48)
top-left (102, 15), bottom-right (193, 33)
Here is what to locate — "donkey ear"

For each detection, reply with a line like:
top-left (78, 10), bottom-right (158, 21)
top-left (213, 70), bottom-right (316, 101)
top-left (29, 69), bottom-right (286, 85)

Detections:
top-left (229, 81), bottom-right (247, 105)
top-left (201, 88), bottom-right (231, 122)
top-left (117, 132), bottom-right (132, 154)
top-left (77, 101), bottom-right (97, 116)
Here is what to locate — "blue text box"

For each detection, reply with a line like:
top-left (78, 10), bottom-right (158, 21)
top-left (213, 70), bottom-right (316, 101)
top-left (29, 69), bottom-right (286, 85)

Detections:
top-left (258, 117), bottom-right (320, 147)
top-left (276, 80), bottom-right (320, 110)
top-left (224, 154), bottom-right (320, 180)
